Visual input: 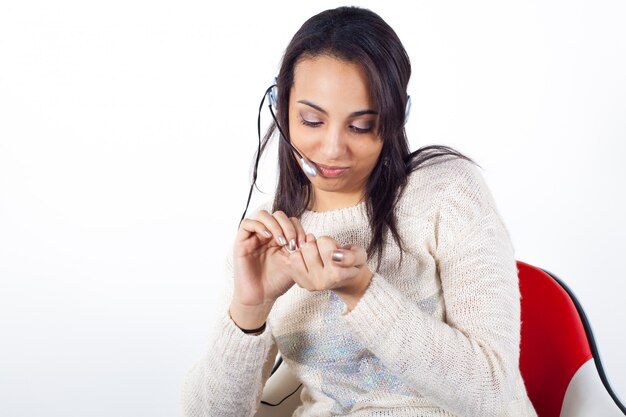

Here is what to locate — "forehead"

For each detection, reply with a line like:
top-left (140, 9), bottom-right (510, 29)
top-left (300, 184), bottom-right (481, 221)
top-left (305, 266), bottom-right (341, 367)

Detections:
top-left (291, 55), bottom-right (374, 108)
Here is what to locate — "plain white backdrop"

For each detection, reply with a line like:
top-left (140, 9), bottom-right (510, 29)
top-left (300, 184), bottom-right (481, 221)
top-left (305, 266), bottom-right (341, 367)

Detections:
top-left (1, 1), bottom-right (624, 416)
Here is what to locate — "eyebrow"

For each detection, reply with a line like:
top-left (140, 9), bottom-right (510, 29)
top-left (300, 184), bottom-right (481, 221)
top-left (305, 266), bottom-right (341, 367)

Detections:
top-left (297, 100), bottom-right (378, 117)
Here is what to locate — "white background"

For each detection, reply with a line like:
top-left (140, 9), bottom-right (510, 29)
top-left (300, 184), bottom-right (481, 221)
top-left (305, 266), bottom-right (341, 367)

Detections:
top-left (1, 0), bottom-right (624, 416)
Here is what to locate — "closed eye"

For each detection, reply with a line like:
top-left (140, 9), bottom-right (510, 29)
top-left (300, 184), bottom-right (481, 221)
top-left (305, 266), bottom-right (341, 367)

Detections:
top-left (350, 125), bottom-right (373, 134)
top-left (299, 115), bottom-right (374, 134)
top-left (300, 117), bottom-right (323, 128)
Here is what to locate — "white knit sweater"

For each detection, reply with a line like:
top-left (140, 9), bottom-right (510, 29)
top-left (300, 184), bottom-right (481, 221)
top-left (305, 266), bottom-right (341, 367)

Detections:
top-left (181, 157), bottom-right (538, 417)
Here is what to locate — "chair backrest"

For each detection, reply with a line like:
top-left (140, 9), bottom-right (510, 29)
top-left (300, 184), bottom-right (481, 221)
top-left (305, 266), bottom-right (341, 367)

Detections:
top-left (517, 261), bottom-right (625, 417)
top-left (517, 261), bottom-right (593, 417)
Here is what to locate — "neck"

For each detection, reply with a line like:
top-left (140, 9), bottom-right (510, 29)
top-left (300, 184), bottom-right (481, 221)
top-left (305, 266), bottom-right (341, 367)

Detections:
top-left (310, 189), bottom-right (365, 212)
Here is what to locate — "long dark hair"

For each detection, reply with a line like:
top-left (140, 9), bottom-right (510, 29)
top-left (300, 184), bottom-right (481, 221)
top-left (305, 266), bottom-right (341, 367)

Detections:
top-left (263, 6), bottom-right (474, 267)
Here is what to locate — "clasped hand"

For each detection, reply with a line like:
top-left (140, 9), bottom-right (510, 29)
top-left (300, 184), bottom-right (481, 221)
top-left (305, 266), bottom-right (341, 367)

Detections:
top-left (232, 210), bottom-right (373, 311)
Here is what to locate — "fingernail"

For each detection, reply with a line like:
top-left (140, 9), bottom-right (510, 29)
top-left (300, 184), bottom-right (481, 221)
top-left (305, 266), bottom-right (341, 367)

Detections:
top-left (332, 250), bottom-right (344, 262)
top-left (278, 236), bottom-right (287, 246)
top-left (298, 240), bottom-right (305, 248)
top-left (288, 239), bottom-right (297, 252)
top-left (263, 230), bottom-right (272, 238)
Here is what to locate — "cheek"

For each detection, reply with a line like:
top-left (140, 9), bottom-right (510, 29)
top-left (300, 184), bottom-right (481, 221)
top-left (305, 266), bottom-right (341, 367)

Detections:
top-left (351, 143), bottom-right (382, 176)
top-left (289, 123), bottom-right (319, 150)
top-left (360, 141), bottom-right (383, 163)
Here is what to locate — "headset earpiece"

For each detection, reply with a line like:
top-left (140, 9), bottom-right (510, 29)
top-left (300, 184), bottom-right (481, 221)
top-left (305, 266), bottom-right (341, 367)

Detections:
top-left (404, 95), bottom-right (412, 126)
top-left (268, 77), bottom-right (278, 109)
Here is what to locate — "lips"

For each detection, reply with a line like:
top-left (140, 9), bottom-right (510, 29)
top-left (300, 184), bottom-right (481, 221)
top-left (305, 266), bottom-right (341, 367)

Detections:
top-left (315, 163), bottom-right (349, 178)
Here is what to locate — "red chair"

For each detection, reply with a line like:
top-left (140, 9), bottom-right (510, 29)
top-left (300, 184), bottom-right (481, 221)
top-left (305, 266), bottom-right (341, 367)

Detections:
top-left (517, 261), bottom-right (625, 416)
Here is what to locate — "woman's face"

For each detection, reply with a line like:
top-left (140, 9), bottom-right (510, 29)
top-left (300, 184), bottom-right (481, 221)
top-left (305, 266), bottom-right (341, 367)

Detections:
top-left (288, 55), bottom-right (383, 211)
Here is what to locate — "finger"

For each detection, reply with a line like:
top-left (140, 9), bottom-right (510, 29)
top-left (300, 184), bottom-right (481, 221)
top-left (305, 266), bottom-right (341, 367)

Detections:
top-left (290, 217), bottom-right (307, 249)
top-left (273, 211), bottom-right (299, 252)
top-left (237, 218), bottom-right (273, 242)
top-left (286, 246), bottom-right (309, 276)
top-left (331, 244), bottom-right (368, 268)
top-left (315, 236), bottom-right (340, 267)
top-left (299, 234), bottom-right (324, 275)
top-left (255, 210), bottom-right (289, 247)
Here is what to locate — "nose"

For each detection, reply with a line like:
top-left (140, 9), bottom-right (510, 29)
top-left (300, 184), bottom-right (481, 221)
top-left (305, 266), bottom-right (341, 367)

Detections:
top-left (319, 124), bottom-right (347, 161)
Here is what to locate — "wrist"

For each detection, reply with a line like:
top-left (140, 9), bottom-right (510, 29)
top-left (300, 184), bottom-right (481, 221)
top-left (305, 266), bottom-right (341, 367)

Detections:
top-left (229, 300), bottom-right (274, 333)
top-left (231, 316), bottom-right (267, 335)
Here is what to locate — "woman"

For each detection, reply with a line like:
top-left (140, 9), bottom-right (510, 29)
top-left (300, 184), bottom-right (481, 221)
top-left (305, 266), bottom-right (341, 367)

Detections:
top-left (182, 6), bottom-right (537, 417)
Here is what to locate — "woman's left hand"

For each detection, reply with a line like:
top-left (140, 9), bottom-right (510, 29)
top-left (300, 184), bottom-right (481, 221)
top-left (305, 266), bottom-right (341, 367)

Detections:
top-left (286, 234), bottom-right (373, 311)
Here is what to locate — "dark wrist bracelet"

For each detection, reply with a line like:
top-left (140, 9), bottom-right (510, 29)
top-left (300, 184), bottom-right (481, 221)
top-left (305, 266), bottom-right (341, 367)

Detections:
top-left (239, 322), bottom-right (267, 334)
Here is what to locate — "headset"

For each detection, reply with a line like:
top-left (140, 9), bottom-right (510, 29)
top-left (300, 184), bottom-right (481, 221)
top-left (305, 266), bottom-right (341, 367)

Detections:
top-left (239, 79), bottom-right (412, 223)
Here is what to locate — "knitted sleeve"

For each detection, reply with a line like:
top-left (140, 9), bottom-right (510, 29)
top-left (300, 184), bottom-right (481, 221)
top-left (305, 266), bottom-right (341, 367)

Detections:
top-left (342, 160), bottom-right (520, 417)
top-left (180, 313), bottom-right (277, 417)
top-left (180, 251), bottom-right (278, 417)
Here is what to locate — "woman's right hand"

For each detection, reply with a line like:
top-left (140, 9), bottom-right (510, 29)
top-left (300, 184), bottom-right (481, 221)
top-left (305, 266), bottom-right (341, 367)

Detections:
top-left (229, 210), bottom-right (305, 331)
